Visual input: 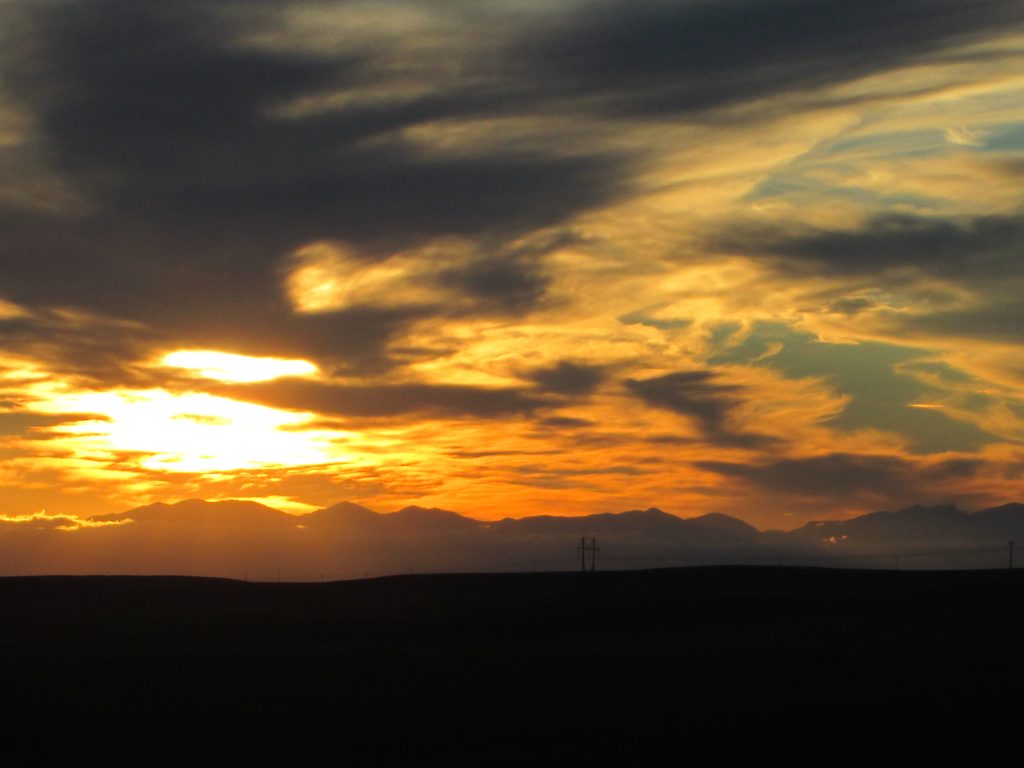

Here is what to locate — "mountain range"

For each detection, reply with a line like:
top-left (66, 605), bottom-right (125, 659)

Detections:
top-left (23, 498), bottom-right (1010, 578)
top-left (2, 498), bottom-right (1020, 577)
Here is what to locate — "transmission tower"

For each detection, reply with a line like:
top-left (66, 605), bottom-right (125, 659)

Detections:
top-left (577, 537), bottom-right (599, 572)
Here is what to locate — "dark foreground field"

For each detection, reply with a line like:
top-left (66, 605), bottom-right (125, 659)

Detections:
top-left (2, 567), bottom-right (1021, 764)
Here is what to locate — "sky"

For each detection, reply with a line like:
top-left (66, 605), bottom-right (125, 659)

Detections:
top-left (2, 0), bottom-right (1024, 533)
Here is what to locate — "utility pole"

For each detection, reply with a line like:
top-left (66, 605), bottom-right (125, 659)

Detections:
top-left (578, 537), bottom-right (587, 572)
top-left (590, 537), bottom-right (600, 572)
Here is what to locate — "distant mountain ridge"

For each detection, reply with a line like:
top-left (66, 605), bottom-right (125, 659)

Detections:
top-left (97, 498), bottom-right (1024, 550)
top-left (103, 499), bottom-right (763, 542)
top-left (92, 498), bottom-right (295, 529)
top-left (40, 498), bottom-right (1022, 577)
top-left (786, 503), bottom-right (1024, 551)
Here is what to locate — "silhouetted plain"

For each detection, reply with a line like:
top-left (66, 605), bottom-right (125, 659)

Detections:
top-left (1, 567), bottom-right (1020, 763)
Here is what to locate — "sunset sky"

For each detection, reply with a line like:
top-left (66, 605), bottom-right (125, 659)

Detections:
top-left (3, 0), bottom-right (1024, 531)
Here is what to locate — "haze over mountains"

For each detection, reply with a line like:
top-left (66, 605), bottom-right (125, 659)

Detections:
top-left (1, 499), bottom-right (1021, 578)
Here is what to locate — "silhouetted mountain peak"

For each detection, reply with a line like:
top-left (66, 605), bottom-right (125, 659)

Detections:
top-left (636, 507), bottom-right (684, 521)
top-left (684, 512), bottom-right (760, 537)
top-left (974, 502), bottom-right (1024, 518)
top-left (300, 501), bottom-right (383, 529)
top-left (966, 503), bottom-right (1024, 538)
top-left (319, 501), bottom-right (379, 517)
top-left (92, 501), bottom-right (170, 520)
top-left (91, 498), bottom-right (290, 528)
top-left (488, 506), bottom-right (759, 547)
top-left (893, 503), bottom-right (962, 519)
top-left (390, 505), bottom-right (479, 530)
top-left (395, 505), bottom-right (436, 516)
top-left (302, 501), bottom-right (480, 532)
top-left (173, 498), bottom-right (279, 514)
top-left (615, 507), bottom-right (680, 524)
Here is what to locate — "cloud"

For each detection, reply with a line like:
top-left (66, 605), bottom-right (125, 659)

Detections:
top-left (1, 0), bottom-right (1020, 385)
top-left (0, 510), bottom-right (128, 531)
top-left (0, 0), bottom-right (627, 375)
top-left (538, 416), bottom-right (595, 429)
top-left (901, 301), bottom-right (1024, 344)
top-left (528, 362), bottom-right (607, 395)
top-left (697, 453), bottom-right (986, 507)
top-left (711, 213), bottom-right (1024, 276)
top-left (286, 235), bottom-right (561, 317)
top-left (0, 0), bottom-right (1022, 529)
top-left (438, 251), bottom-right (550, 314)
top-left (828, 296), bottom-right (879, 315)
top-left (0, 410), bottom-right (105, 439)
top-left (8, 0), bottom-right (625, 244)
top-left (519, 0), bottom-right (1024, 117)
top-left (624, 371), bottom-right (775, 448)
top-left (707, 212), bottom-right (1024, 384)
top-left (217, 379), bottom-right (551, 420)
top-left (0, 306), bottom-right (157, 387)
top-left (698, 453), bottom-right (984, 501)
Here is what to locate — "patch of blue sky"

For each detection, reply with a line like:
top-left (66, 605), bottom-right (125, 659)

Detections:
top-left (981, 122), bottom-right (1024, 152)
top-left (706, 321), bottom-right (999, 453)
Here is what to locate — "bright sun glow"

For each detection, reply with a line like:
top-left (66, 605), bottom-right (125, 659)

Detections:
top-left (161, 350), bottom-right (319, 383)
top-left (28, 387), bottom-right (354, 473)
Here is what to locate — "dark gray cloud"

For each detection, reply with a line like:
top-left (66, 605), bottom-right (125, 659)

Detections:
top-left (709, 214), bottom-right (1024, 352)
top-left (539, 416), bottom-right (595, 429)
top-left (216, 379), bottom-right (550, 420)
top-left (520, 0), bottom-right (1024, 116)
top-left (0, 0), bottom-right (627, 375)
top-left (895, 300), bottom-right (1024, 345)
top-left (0, 307), bottom-right (159, 387)
top-left (529, 362), bottom-right (607, 395)
top-left (625, 371), bottom-right (775, 448)
top-left (13, 0), bottom-right (596, 244)
top-left (712, 213), bottom-right (1024, 276)
top-left (828, 296), bottom-right (879, 315)
top-left (437, 231), bottom-right (589, 315)
top-left (698, 453), bottom-right (984, 501)
top-left (439, 253), bottom-right (550, 314)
